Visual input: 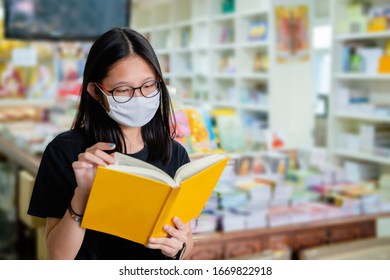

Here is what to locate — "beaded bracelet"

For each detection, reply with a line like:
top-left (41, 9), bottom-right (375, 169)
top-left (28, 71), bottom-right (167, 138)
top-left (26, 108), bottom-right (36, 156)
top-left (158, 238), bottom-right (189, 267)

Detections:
top-left (68, 203), bottom-right (83, 223)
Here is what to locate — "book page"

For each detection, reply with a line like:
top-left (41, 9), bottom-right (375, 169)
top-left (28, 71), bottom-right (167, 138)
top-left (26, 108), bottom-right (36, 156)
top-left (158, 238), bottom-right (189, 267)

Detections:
top-left (113, 152), bottom-right (163, 173)
top-left (174, 154), bottom-right (228, 184)
top-left (106, 165), bottom-right (176, 186)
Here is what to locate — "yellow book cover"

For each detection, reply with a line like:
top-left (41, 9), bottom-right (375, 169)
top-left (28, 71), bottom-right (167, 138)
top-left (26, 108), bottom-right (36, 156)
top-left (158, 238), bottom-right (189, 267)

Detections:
top-left (81, 152), bottom-right (229, 246)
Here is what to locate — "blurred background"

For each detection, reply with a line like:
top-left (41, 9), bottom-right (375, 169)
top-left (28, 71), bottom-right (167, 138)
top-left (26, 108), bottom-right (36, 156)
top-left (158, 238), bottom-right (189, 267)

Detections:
top-left (1, 0), bottom-right (390, 260)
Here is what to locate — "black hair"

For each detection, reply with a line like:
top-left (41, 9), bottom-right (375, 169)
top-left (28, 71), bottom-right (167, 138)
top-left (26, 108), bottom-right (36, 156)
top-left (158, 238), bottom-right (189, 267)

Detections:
top-left (72, 27), bottom-right (176, 165)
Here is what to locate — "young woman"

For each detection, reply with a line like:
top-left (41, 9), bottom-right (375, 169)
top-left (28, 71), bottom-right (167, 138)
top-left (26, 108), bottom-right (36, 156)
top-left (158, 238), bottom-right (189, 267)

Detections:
top-left (28, 27), bottom-right (193, 260)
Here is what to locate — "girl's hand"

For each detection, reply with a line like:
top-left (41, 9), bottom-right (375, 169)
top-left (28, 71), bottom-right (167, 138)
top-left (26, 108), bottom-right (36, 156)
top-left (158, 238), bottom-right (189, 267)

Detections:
top-left (72, 142), bottom-right (116, 193)
top-left (147, 216), bottom-right (190, 259)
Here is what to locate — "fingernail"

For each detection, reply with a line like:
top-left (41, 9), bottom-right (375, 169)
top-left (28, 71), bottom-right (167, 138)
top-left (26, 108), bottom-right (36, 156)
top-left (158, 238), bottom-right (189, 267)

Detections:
top-left (163, 225), bottom-right (169, 230)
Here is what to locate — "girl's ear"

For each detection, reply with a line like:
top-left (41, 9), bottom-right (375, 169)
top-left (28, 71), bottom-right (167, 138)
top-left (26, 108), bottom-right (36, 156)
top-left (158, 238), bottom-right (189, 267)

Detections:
top-left (87, 82), bottom-right (101, 102)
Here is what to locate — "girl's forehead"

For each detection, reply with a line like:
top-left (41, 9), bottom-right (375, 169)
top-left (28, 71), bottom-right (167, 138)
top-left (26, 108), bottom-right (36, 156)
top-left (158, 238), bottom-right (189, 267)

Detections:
top-left (104, 56), bottom-right (155, 85)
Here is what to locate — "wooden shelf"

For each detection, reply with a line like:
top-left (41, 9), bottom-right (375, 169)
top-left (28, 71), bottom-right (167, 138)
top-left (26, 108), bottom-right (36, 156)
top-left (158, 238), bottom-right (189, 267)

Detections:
top-left (189, 213), bottom-right (390, 259)
top-left (194, 213), bottom-right (390, 243)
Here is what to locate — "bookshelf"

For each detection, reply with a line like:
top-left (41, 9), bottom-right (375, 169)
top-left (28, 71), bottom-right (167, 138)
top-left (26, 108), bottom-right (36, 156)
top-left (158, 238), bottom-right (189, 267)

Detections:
top-left (312, 0), bottom-right (331, 147)
top-left (329, 0), bottom-right (390, 165)
top-left (329, 0), bottom-right (390, 234)
top-left (132, 0), bottom-right (272, 151)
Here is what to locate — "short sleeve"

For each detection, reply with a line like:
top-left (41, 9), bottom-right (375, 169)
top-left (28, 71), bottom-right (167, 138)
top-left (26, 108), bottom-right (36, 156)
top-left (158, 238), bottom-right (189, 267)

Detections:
top-left (171, 140), bottom-right (190, 167)
top-left (176, 142), bottom-right (190, 165)
top-left (28, 141), bottom-right (78, 219)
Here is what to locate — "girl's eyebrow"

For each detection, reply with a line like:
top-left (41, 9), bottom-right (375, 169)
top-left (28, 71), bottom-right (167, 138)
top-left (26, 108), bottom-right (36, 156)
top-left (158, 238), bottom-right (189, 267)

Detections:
top-left (110, 76), bottom-right (156, 87)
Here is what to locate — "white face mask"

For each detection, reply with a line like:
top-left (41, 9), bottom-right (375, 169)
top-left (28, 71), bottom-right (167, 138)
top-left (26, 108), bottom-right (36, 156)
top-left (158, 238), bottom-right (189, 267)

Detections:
top-left (101, 89), bottom-right (161, 128)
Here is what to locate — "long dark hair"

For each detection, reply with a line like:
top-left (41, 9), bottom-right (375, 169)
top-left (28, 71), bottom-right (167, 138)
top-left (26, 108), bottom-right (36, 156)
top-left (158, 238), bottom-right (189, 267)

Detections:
top-left (72, 27), bottom-right (176, 164)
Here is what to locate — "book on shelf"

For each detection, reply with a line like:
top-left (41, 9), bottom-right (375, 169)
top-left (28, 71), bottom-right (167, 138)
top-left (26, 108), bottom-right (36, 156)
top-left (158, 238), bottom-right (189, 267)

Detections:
top-left (183, 107), bottom-right (216, 153)
top-left (180, 29), bottom-right (191, 48)
top-left (220, 26), bottom-right (234, 44)
top-left (248, 20), bottom-right (268, 42)
top-left (361, 47), bottom-right (382, 74)
top-left (253, 51), bottom-right (269, 72)
top-left (378, 40), bottom-right (390, 73)
top-left (173, 109), bottom-right (193, 153)
top-left (210, 108), bottom-right (246, 152)
top-left (191, 212), bottom-right (218, 234)
top-left (221, 0), bottom-right (235, 14)
top-left (359, 123), bottom-right (390, 154)
top-left (81, 152), bottom-right (229, 246)
top-left (234, 156), bottom-right (253, 177)
top-left (252, 155), bottom-right (267, 175)
top-left (343, 160), bottom-right (379, 183)
top-left (200, 107), bottom-right (217, 143)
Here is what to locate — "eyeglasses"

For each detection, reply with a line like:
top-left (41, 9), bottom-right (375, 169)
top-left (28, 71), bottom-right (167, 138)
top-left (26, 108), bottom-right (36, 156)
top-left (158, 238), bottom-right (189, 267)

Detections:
top-left (96, 80), bottom-right (160, 103)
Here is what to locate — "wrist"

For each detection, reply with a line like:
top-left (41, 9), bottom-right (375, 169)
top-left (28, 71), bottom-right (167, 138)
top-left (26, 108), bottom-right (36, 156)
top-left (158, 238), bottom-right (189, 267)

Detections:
top-left (71, 186), bottom-right (89, 215)
top-left (174, 243), bottom-right (187, 260)
top-left (74, 186), bottom-right (90, 198)
top-left (68, 203), bottom-right (83, 223)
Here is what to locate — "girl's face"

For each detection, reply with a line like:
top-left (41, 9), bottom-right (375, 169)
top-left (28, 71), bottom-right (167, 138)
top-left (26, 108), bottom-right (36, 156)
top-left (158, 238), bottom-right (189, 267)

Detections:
top-left (99, 55), bottom-right (157, 110)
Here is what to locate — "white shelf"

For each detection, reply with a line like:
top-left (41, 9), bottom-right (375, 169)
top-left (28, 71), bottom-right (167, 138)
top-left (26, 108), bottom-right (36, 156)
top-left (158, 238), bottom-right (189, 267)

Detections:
top-left (193, 18), bottom-right (208, 25)
top-left (173, 48), bottom-right (192, 53)
top-left (238, 41), bottom-right (269, 48)
top-left (335, 31), bottom-right (390, 41)
top-left (213, 13), bottom-right (236, 22)
top-left (176, 20), bottom-right (192, 27)
top-left (136, 27), bottom-right (152, 34)
top-left (212, 44), bottom-right (235, 50)
top-left (335, 112), bottom-right (390, 123)
top-left (313, 47), bottom-right (331, 53)
top-left (329, 0), bottom-right (390, 183)
top-left (0, 99), bottom-right (55, 108)
top-left (211, 101), bottom-right (236, 108)
top-left (212, 73), bottom-right (236, 79)
top-left (172, 73), bottom-right (193, 79)
top-left (239, 73), bottom-right (269, 80)
top-left (182, 99), bottom-right (202, 106)
top-left (335, 73), bottom-right (390, 80)
top-left (155, 49), bottom-right (171, 55)
top-left (238, 9), bottom-right (268, 18)
top-left (239, 104), bottom-right (268, 112)
top-left (154, 24), bottom-right (171, 31)
top-left (192, 46), bottom-right (208, 52)
top-left (333, 149), bottom-right (390, 165)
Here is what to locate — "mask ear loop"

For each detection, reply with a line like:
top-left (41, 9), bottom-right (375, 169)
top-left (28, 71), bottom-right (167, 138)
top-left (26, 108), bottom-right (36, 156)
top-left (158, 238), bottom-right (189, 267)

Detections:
top-left (95, 83), bottom-right (106, 103)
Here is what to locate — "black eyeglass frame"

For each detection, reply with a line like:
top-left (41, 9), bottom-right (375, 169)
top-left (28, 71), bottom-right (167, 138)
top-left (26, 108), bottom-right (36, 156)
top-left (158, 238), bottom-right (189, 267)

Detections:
top-left (95, 80), bottom-right (161, 103)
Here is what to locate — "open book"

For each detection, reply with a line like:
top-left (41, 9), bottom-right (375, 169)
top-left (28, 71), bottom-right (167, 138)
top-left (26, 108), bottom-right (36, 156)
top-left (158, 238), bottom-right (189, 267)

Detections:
top-left (81, 152), bottom-right (229, 245)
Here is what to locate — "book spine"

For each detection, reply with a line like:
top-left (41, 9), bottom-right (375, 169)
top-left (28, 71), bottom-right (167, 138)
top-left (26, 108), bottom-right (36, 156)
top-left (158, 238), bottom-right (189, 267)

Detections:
top-left (149, 187), bottom-right (181, 239)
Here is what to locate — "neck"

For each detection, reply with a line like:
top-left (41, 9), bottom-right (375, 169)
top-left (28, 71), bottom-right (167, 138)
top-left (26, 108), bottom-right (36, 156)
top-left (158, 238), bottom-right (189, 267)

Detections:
top-left (120, 126), bottom-right (144, 154)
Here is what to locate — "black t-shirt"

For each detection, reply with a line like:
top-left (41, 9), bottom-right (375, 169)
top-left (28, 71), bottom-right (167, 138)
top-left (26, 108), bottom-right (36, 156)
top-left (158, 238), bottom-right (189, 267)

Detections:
top-left (28, 128), bottom-right (190, 259)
